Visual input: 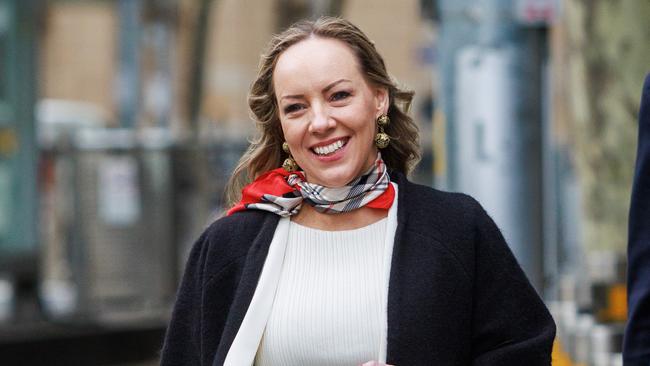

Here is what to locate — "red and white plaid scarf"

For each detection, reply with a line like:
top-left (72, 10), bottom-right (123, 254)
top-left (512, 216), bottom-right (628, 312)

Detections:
top-left (227, 153), bottom-right (394, 217)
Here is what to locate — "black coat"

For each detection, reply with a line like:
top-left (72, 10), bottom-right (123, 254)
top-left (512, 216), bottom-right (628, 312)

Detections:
top-left (624, 73), bottom-right (650, 365)
top-left (161, 173), bottom-right (555, 365)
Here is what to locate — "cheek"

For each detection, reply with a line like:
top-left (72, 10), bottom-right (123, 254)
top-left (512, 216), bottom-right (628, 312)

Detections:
top-left (279, 120), bottom-right (304, 148)
top-left (279, 119), bottom-right (294, 139)
top-left (354, 110), bottom-right (377, 137)
top-left (336, 106), bottom-right (374, 129)
top-left (279, 123), bottom-right (289, 140)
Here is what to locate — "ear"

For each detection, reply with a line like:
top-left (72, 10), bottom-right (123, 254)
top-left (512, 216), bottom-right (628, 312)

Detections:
top-left (375, 87), bottom-right (389, 117)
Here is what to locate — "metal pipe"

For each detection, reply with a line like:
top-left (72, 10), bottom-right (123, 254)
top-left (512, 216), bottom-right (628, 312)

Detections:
top-left (437, 0), bottom-right (547, 291)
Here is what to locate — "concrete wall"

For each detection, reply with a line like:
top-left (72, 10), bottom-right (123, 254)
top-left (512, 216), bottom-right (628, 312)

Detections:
top-left (40, 2), bottom-right (117, 122)
top-left (39, 0), bottom-right (436, 141)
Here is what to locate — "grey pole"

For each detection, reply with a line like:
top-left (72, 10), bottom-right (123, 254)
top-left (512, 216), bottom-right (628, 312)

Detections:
top-left (437, 0), bottom-right (548, 292)
top-left (117, 0), bottom-right (142, 129)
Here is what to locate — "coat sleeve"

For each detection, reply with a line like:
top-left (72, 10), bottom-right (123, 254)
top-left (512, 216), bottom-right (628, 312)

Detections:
top-left (624, 73), bottom-right (650, 364)
top-left (469, 199), bottom-right (556, 365)
top-left (160, 230), bottom-right (209, 366)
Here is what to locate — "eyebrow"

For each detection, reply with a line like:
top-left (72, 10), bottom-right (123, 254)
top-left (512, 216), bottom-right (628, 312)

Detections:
top-left (280, 79), bottom-right (352, 101)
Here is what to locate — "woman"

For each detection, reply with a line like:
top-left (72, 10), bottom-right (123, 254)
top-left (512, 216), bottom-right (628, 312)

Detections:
top-left (161, 17), bottom-right (555, 366)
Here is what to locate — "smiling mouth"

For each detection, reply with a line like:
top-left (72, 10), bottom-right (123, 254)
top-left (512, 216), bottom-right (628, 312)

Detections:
top-left (311, 138), bottom-right (348, 156)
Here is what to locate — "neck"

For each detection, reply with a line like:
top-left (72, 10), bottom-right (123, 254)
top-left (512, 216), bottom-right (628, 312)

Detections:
top-left (291, 204), bottom-right (388, 231)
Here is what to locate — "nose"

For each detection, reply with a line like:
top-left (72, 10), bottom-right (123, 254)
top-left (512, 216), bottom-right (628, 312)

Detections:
top-left (308, 105), bottom-right (335, 133)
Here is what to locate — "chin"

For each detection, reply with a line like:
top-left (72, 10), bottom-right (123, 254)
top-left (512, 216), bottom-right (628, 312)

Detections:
top-left (313, 170), bottom-right (360, 187)
top-left (301, 153), bottom-right (375, 187)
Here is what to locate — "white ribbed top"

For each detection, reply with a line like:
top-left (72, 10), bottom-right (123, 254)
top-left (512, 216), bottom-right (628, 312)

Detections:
top-left (254, 217), bottom-right (388, 366)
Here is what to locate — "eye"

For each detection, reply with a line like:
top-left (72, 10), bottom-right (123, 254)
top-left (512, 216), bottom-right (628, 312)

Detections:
top-left (330, 91), bottom-right (351, 102)
top-left (284, 104), bottom-right (304, 115)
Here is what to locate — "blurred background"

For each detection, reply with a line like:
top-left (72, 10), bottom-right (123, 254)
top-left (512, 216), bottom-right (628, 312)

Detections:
top-left (0, 0), bottom-right (647, 364)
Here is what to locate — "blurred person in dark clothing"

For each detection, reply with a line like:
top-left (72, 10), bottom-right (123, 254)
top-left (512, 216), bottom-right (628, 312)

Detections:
top-left (624, 73), bottom-right (650, 365)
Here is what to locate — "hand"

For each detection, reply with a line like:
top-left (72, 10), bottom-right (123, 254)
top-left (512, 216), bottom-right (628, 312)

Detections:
top-left (359, 361), bottom-right (394, 366)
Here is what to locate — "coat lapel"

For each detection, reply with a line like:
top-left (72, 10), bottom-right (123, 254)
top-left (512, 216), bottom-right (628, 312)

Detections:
top-left (385, 173), bottom-right (409, 363)
top-left (212, 213), bottom-right (280, 366)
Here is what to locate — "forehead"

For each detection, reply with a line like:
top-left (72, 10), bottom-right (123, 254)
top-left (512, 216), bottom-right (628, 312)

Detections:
top-left (273, 37), bottom-right (364, 92)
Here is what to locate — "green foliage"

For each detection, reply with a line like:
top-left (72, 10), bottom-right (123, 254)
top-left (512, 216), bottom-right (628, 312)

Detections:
top-left (565, 0), bottom-right (650, 252)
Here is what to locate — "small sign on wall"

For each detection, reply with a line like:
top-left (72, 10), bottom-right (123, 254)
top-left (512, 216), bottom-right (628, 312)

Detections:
top-left (98, 155), bottom-right (141, 226)
top-left (515, 0), bottom-right (559, 25)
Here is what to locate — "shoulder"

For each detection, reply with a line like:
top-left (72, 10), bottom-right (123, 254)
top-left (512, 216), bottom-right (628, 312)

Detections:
top-left (189, 210), bottom-right (280, 276)
top-left (396, 175), bottom-right (486, 238)
top-left (400, 179), bottom-right (479, 213)
top-left (203, 209), bottom-right (275, 240)
top-left (394, 175), bottom-right (502, 276)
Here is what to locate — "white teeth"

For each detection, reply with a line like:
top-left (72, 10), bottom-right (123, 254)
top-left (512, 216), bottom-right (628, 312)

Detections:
top-left (314, 140), bottom-right (344, 155)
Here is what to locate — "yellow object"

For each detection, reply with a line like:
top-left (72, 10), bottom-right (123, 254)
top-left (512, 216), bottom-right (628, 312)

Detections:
top-left (552, 338), bottom-right (573, 366)
top-left (607, 283), bottom-right (627, 321)
top-left (0, 128), bottom-right (18, 156)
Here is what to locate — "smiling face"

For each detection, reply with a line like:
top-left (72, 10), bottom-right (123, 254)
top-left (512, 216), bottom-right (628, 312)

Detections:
top-left (273, 36), bottom-right (388, 187)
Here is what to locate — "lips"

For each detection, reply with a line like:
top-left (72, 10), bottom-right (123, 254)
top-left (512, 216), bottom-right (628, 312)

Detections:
top-left (310, 138), bottom-right (348, 156)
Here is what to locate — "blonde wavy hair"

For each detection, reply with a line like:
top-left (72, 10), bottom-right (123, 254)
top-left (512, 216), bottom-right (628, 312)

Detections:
top-left (225, 16), bottom-right (420, 208)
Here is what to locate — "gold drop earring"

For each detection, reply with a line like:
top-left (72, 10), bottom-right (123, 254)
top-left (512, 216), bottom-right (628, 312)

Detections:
top-left (374, 114), bottom-right (390, 149)
top-left (282, 142), bottom-right (299, 171)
